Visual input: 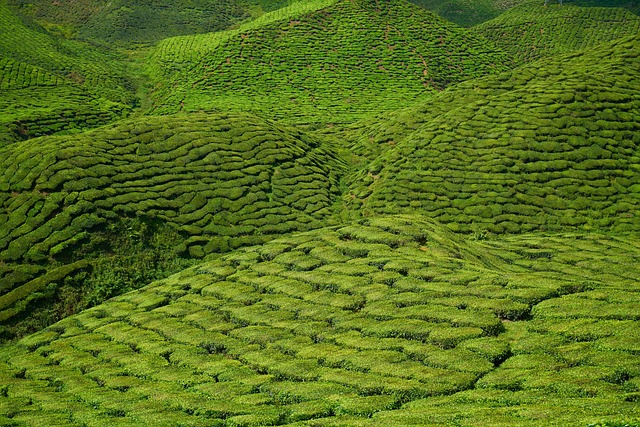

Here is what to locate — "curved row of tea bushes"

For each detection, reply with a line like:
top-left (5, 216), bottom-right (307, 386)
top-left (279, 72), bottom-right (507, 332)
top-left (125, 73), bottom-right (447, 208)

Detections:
top-left (0, 112), bottom-right (343, 329)
top-left (146, 0), bottom-right (512, 126)
top-left (474, 1), bottom-right (640, 64)
top-left (345, 34), bottom-right (640, 234)
top-left (0, 215), bottom-right (638, 426)
top-left (0, 59), bottom-right (63, 90)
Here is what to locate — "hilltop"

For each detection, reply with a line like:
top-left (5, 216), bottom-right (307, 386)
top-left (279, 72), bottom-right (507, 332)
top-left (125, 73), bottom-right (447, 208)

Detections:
top-left (0, 112), bottom-right (343, 340)
top-left (145, 0), bottom-right (512, 126)
top-left (1, 216), bottom-right (639, 425)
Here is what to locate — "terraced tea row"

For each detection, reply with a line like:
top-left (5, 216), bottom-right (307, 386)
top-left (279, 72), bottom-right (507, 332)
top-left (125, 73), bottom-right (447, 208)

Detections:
top-left (0, 216), bottom-right (638, 426)
top-left (344, 33), bottom-right (640, 234)
top-left (0, 112), bottom-right (343, 338)
top-left (146, 0), bottom-right (512, 126)
top-left (0, 59), bottom-right (63, 90)
top-left (474, 1), bottom-right (640, 64)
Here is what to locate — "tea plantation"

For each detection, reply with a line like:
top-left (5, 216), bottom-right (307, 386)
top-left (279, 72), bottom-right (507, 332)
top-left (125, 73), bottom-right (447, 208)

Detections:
top-left (5, 0), bottom-right (300, 45)
top-left (0, 0), bottom-right (639, 425)
top-left (408, 0), bottom-right (640, 27)
top-left (0, 112), bottom-right (343, 339)
top-left (145, 0), bottom-right (512, 125)
top-left (474, 1), bottom-right (640, 64)
top-left (344, 33), bottom-right (640, 234)
top-left (0, 216), bottom-right (639, 426)
top-left (0, 3), bottom-right (134, 144)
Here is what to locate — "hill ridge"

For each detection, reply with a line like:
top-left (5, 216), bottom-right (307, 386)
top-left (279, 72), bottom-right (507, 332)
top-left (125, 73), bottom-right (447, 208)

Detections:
top-left (341, 32), bottom-right (640, 233)
top-left (145, 0), bottom-right (512, 125)
top-left (473, 0), bottom-right (640, 64)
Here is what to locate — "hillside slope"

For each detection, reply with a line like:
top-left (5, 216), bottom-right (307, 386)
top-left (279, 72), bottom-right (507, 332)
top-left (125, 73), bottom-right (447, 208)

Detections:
top-left (0, 3), bottom-right (134, 144)
top-left (408, 0), bottom-right (640, 27)
top-left (6, 0), bottom-right (300, 45)
top-left (343, 33), bottom-right (640, 234)
top-left (0, 215), bottom-right (639, 426)
top-left (408, 0), bottom-right (528, 27)
top-left (145, 0), bottom-right (512, 126)
top-left (473, 1), bottom-right (640, 64)
top-left (0, 112), bottom-right (343, 340)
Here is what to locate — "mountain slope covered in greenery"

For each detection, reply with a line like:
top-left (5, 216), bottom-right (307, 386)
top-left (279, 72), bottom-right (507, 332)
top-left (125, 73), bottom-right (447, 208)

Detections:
top-left (6, 0), bottom-right (302, 45)
top-left (0, 3), bottom-right (135, 144)
top-left (473, 1), bottom-right (640, 64)
top-left (343, 33), bottom-right (640, 234)
top-left (145, 0), bottom-right (513, 126)
top-left (0, 1), bottom-right (639, 425)
top-left (0, 112), bottom-right (343, 340)
top-left (409, 0), bottom-right (640, 26)
top-left (1, 216), bottom-right (639, 426)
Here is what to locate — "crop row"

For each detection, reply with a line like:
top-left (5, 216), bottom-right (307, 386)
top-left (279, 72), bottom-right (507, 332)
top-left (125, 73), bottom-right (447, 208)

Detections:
top-left (149, 0), bottom-right (338, 70)
top-left (0, 58), bottom-right (63, 90)
top-left (0, 3), bottom-right (136, 143)
top-left (0, 215), bottom-right (638, 425)
top-left (0, 86), bottom-right (131, 143)
top-left (0, 3), bottom-right (132, 99)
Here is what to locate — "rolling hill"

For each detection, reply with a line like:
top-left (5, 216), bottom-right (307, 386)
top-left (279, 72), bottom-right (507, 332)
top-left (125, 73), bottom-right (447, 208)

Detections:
top-left (0, 216), bottom-right (639, 426)
top-left (144, 0), bottom-right (513, 126)
top-left (0, 0), bottom-right (639, 426)
top-left (343, 33), bottom-right (640, 234)
top-left (0, 112), bottom-right (343, 340)
top-left (473, 1), bottom-right (640, 64)
top-left (5, 0), bottom-right (299, 45)
top-left (0, 3), bottom-right (135, 144)
top-left (409, 0), bottom-right (640, 27)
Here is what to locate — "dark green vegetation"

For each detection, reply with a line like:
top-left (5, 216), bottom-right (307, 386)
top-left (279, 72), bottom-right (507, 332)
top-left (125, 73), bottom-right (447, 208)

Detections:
top-left (0, 0), bottom-right (639, 425)
top-left (343, 33), bottom-right (640, 234)
top-left (1, 216), bottom-right (639, 426)
top-left (0, 3), bottom-right (135, 144)
top-left (145, 0), bottom-right (512, 125)
top-left (411, 0), bottom-right (640, 27)
top-left (6, 0), bottom-right (297, 45)
top-left (0, 112), bottom-right (342, 339)
top-left (407, 0), bottom-right (528, 27)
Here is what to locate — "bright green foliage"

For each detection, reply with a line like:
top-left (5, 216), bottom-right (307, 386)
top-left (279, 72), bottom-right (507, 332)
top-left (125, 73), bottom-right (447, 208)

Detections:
top-left (145, 0), bottom-right (512, 126)
top-left (0, 112), bottom-right (343, 339)
top-left (0, 3), bottom-right (134, 143)
top-left (474, 1), bottom-right (640, 64)
top-left (0, 0), bottom-right (639, 425)
top-left (0, 215), bottom-right (639, 426)
top-left (344, 33), bottom-right (640, 234)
